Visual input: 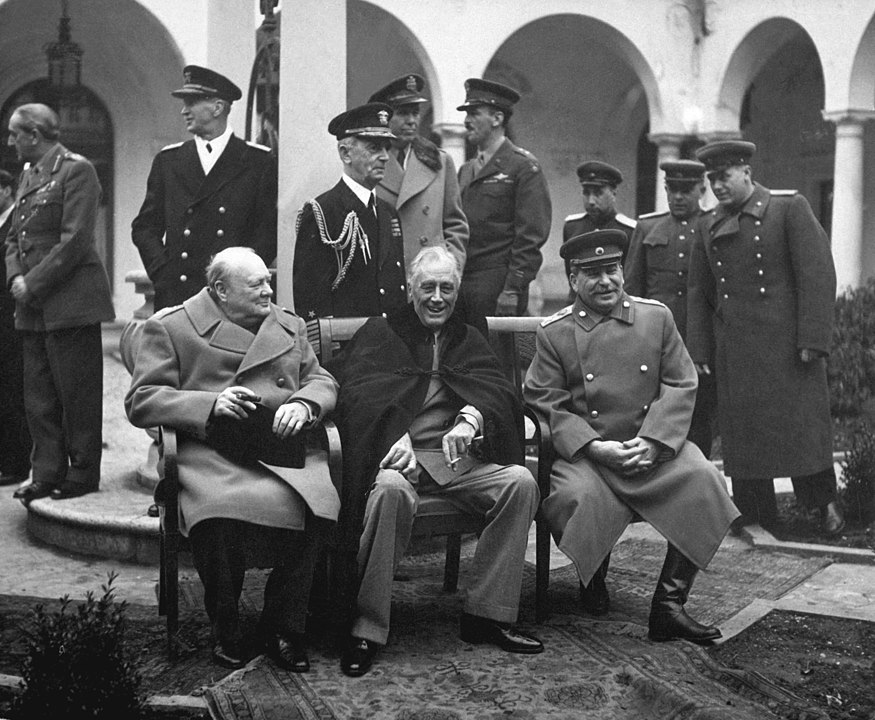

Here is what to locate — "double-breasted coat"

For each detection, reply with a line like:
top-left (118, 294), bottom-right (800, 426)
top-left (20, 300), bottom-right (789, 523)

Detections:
top-left (686, 183), bottom-right (835, 479)
top-left (4, 144), bottom-right (114, 331)
top-left (131, 135), bottom-right (278, 311)
top-left (458, 138), bottom-right (551, 304)
top-left (125, 288), bottom-right (339, 536)
top-left (293, 179), bottom-right (406, 320)
top-left (376, 137), bottom-right (468, 271)
top-left (524, 294), bottom-right (738, 584)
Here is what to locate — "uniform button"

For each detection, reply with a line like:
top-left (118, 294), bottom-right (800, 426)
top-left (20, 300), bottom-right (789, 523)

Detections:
top-left (623, 301), bottom-right (630, 308)
top-left (640, 364), bottom-right (648, 372)
top-left (681, 220), bottom-right (687, 226)
top-left (420, 237), bottom-right (428, 246)
top-left (219, 206), bottom-right (226, 214)
top-left (217, 229), bottom-right (224, 237)
top-left (679, 235), bottom-right (686, 240)
top-left (720, 277), bottom-right (726, 283)
top-left (758, 269), bottom-right (764, 276)
top-left (643, 404), bottom-right (650, 411)
top-left (400, 284), bottom-right (405, 290)
top-left (180, 275), bottom-right (187, 282)
top-left (716, 261), bottom-right (722, 267)
top-left (181, 251), bottom-right (188, 260)
top-left (678, 252), bottom-right (685, 258)
top-left (183, 228), bottom-right (191, 237)
top-left (585, 373), bottom-right (594, 381)
top-left (677, 271), bottom-right (684, 277)
top-left (578, 310), bottom-right (587, 317)
top-left (677, 290), bottom-right (684, 296)
top-left (723, 293), bottom-right (729, 299)
top-left (756, 253), bottom-right (762, 259)
top-left (755, 220), bottom-right (762, 226)
top-left (20, 215), bottom-right (25, 220)
top-left (379, 288), bottom-right (386, 295)
top-left (381, 312), bottom-right (387, 318)
top-left (590, 410), bottom-right (599, 418)
top-left (276, 377), bottom-right (285, 387)
top-left (756, 201), bottom-right (762, 206)
top-left (396, 261), bottom-right (402, 268)
top-left (760, 287), bottom-right (766, 294)
top-left (754, 235), bottom-right (760, 241)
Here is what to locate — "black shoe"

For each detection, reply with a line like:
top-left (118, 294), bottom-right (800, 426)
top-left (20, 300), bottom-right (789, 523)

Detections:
top-left (820, 501), bottom-right (845, 536)
top-left (459, 613), bottom-right (544, 654)
top-left (212, 641), bottom-right (245, 669)
top-left (51, 483), bottom-right (98, 500)
top-left (13, 482), bottom-right (55, 502)
top-left (0, 472), bottom-right (29, 487)
top-left (579, 578), bottom-right (610, 616)
top-left (648, 609), bottom-right (722, 646)
top-left (341, 637), bottom-right (379, 677)
top-left (266, 632), bottom-right (310, 673)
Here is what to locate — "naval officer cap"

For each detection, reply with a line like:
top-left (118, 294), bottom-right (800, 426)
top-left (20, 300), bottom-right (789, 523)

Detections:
top-left (171, 65), bottom-right (242, 103)
top-left (369, 74), bottom-right (429, 107)
top-left (456, 78), bottom-right (520, 112)
top-left (576, 161), bottom-right (623, 187)
top-left (695, 140), bottom-right (757, 173)
top-left (328, 102), bottom-right (397, 140)
top-left (660, 159), bottom-right (706, 185)
top-left (560, 229), bottom-right (629, 268)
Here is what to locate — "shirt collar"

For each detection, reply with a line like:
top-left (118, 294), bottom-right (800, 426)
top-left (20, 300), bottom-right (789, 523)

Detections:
top-left (341, 172), bottom-right (375, 208)
top-left (194, 126), bottom-right (233, 156)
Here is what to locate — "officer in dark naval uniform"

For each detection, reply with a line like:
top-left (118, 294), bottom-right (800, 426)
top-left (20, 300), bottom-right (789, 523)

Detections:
top-left (293, 103), bottom-right (406, 320)
top-left (625, 159), bottom-right (716, 456)
top-left (457, 79), bottom-right (551, 317)
top-left (687, 140), bottom-right (844, 536)
top-left (132, 65), bottom-right (278, 311)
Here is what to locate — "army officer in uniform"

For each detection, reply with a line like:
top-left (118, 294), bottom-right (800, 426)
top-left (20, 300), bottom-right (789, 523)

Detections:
top-left (132, 65), bottom-right (278, 311)
top-left (524, 229), bottom-right (739, 644)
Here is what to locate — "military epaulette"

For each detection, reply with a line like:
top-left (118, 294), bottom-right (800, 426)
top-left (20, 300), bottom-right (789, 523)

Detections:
top-left (62, 151), bottom-right (86, 162)
top-left (246, 141), bottom-right (272, 153)
top-left (630, 295), bottom-right (667, 308)
top-left (159, 141), bottom-right (184, 152)
top-left (770, 189), bottom-right (798, 196)
top-left (512, 145), bottom-right (535, 159)
top-left (411, 135), bottom-right (442, 172)
top-left (616, 213), bottom-right (637, 228)
top-left (564, 212), bottom-right (586, 222)
top-left (637, 210), bottom-right (668, 220)
top-left (540, 305), bottom-right (572, 327)
top-left (280, 306), bottom-right (300, 318)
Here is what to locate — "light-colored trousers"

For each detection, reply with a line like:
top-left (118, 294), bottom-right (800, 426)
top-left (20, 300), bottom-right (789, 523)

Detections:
top-left (352, 462), bottom-right (539, 645)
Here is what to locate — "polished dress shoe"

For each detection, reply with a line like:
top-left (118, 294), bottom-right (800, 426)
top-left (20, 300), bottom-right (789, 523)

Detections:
top-left (0, 473), bottom-right (29, 487)
top-left (341, 637), bottom-right (379, 677)
top-left (820, 501), bottom-right (845, 536)
top-left (13, 482), bottom-right (54, 501)
top-left (266, 633), bottom-right (310, 673)
top-left (459, 613), bottom-right (544, 654)
top-left (649, 607), bottom-right (722, 646)
top-left (212, 641), bottom-right (245, 669)
top-left (51, 483), bottom-right (98, 500)
top-left (579, 578), bottom-right (610, 616)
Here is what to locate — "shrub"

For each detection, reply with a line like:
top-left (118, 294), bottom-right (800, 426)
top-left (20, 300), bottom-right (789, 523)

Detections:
top-left (828, 278), bottom-right (875, 420)
top-left (840, 421), bottom-right (875, 522)
top-left (13, 572), bottom-right (144, 720)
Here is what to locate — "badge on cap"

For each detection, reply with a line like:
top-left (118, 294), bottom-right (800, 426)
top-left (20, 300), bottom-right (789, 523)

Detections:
top-left (378, 110), bottom-right (389, 125)
top-left (183, 70), bottom-right (192, 84)
top-left (406, 75), bottom-right (417, 91)
top-left (595, 247), bottom-right (605, 256)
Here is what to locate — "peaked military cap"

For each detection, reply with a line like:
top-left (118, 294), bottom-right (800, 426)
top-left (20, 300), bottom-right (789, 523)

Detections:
top-left (696, 140), bottom-right (757, 173)
top-left (328, 102), bottom-right (396, 140)
top-left (576, 161), bottom-right (623, 187)
top-left (369, 74), bottom-right (429, 107)
top-left (457, 78), bottom-right (520, 112)
top-left (560, 229), bottom-right (629, 267)
top-left (660, 159), bottom-right (706, 185)
top-left (171, 65), bottom-right (242, 102)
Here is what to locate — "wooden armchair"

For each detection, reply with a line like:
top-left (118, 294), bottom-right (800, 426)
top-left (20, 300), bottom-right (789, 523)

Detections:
top-left (307, 315), bottom-right (553, 622)
top-left (155, 421), bottom-right (343, 656)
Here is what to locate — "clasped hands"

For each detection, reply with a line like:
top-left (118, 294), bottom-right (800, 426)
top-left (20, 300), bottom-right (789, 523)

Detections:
top-left (379, 421), bottom-right (478, 480)
top-left (214, 385), bottom-right (311, 439)
top-left (586, 437), bottom-right (660, 478)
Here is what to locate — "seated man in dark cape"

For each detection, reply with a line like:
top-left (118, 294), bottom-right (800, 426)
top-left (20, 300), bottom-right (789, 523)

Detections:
top-left (327, 246), bottom-right (542, 677)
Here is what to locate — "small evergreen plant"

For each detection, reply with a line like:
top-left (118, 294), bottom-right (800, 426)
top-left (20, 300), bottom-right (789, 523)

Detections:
top-left (13, 572), bottom-right (144, 720)
top-left (828, 278), bottom-right (875, 420)
top-left (840, 421), bottom-right (875, 523)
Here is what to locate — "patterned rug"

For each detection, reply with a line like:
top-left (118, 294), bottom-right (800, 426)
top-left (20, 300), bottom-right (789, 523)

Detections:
top-left (200, 538), bottom-right (832, 720)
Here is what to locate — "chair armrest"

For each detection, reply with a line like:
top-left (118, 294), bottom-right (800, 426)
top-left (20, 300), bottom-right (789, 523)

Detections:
top-left (314, 419), bottom-right (343, 494)
top-left (157, 426), bottom-right (180, 536)
top-left (524, 405), bottom-right (553, 501)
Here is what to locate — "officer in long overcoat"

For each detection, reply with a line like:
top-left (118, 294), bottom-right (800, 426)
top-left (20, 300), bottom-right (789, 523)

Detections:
top-left (687, 141), bottom-right (844, 536)
top-left (524, 229), bottom-right (739, 645)
top-left (5, 104), bottom-right (114, 501)
top-left (132, 66), bottom-right (277, 311)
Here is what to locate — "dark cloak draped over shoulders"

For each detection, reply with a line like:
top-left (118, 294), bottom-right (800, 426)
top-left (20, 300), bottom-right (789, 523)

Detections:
top-left (326, 304), bottom-right (525, 549)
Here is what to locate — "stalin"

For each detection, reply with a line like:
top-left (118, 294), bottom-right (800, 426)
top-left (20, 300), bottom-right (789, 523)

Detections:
top-left (524, 229), bottom-right (739, 644)
top-left (132, 65), bottom-right (278, 311)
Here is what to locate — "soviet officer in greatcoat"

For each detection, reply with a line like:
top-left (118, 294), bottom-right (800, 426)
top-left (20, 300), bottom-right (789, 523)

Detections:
top-left (687, 140), bottom-right (844, 536)
top-left (293, 103), bottom-right (406, 321)
top-left (132, 65), bottom-right (278, 311)
top-left (524, 229), bottom-right (739, 645)
top-left (457, 79), bottom-right (551, 317)
top-left (5, 103), bottom-right (114, 502)
top-left (625, 160), bottom-right (716, 456)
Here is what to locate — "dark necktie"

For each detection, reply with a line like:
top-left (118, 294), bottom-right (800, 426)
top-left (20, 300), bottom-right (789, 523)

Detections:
top-left (206, 142), bottom-right (213, 154)
top-left (367, 194), bottom-right (377, 219)
top-left (397, 148), bottom-right (406, 167)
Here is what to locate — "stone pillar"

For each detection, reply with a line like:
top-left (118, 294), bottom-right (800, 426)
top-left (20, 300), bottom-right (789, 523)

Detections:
top-left (277, 0), bottom-right (347, 309)
top-left (823, 110), bottom-right (875, 292)
top-left (647, 133), bottom-right (685, 212)
top-left (205, 0), bottom-right (257, 135)
top-left (433, 122), bottom-right (468, 171)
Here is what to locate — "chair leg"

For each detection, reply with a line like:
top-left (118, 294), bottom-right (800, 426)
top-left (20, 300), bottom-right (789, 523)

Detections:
top-left (158, 531), bottom-right (167, 616)
top-left (535, 517), bottom-right (551, 622)
top-left (165, 540), bottom-right (179, 658)
top-left (443, 534), bottom-right (462, 592)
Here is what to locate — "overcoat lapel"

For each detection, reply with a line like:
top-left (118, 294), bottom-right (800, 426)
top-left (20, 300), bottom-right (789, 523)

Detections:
top-left (396, 153), bottom-right (434, 208)
top-left (237, 311), bottom-right (296, 375)
top-left (378, 158), bottom-right (403, 203)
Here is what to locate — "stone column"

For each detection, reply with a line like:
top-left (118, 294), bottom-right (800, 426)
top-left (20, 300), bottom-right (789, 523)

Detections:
top-left (433, 122), bottom-right (468, 171)
top-left (205, 0), bottom-right (257, 134)
top-left (823, 110), bottom-right (875, 292)
top-left (647, 133), bottom-right (685, 212)
top-left (278, 0), bottom-right (347, 309)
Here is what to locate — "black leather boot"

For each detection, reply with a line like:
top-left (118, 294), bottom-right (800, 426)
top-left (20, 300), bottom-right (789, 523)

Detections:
top-left (648, 545), bottom-right (721, 645)
top-left (579, 554), bottom-right (610, 615)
